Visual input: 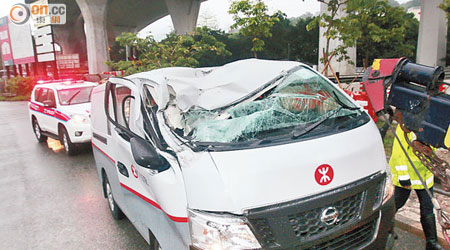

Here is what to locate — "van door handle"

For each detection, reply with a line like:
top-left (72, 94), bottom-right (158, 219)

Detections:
top-left (117, 162), bottom-right (129, 177)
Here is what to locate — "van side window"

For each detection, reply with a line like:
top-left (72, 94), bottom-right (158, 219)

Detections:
top-left (114, 85), bottom-right (133, 129)
top-left (107, 90), bottom-right (115, 135)
top-left (143, 86), bottom-right (158, 113)
top-left (142, 85), bottom-right (167, 149)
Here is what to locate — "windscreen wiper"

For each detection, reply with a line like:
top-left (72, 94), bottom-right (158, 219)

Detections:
top-left (67, 90), bottom-right (81, 105)
top-left (331, 90), bottom-right (360, 110)
top-left (291, 107), bottom-right (343, 139)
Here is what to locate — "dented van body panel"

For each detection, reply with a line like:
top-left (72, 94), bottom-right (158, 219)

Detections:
top-left (90, 59), bottom-right (395, 250)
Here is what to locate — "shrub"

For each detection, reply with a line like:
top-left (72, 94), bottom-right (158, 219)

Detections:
top-left (107, 27), bottom-right (231, 76)
top-left (0, 95), bottom-right (30, 101)
top-left (5, 77), bottom-right (34, 96)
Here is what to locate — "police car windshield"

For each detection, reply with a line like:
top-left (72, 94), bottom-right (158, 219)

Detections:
top-left (58, 86), bottom-right (95, 105)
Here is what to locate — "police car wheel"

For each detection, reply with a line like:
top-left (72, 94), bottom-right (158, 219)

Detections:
top-left (32, 119), bottom-right (47, 143)
top-left (104, 175), bottom-right (124, 220)
top-left (60, 127), bottom-right (76, 156)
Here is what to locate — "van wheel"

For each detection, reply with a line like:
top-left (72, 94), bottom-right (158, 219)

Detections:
top-left (149, 231), bottom-right (162, 250)
top-left (32, 119), bottom-right (47, 143)
top-left (104, 175), bottom-right (124, 220)
top-left (59, 126), bottom-right (76, 155)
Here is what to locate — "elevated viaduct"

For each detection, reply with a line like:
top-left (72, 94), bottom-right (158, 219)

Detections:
top-left (26, 0), bottom-right (203, 74)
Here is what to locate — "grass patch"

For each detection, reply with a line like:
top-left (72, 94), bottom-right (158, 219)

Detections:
top-left (377, 120), bottom-right (395, 160)
top-left (0, 95), bottom-right (30, 101)
top-left (384, 129), bottom-right (395, 160)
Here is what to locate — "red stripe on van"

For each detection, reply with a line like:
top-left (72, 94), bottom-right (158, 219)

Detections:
top-left (92, 142), bottom-right (188, 223)
top-left (91, 142), bottom-right (116, 164)
top-left (120, 183), bottom-right (188, 223)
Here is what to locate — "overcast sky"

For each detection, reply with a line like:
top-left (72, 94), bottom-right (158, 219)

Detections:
top-left (1, 0), bottom-right (413, 40)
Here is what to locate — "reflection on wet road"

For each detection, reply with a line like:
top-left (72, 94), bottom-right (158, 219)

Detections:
top-left (0, 102), bottom-right (146, 250)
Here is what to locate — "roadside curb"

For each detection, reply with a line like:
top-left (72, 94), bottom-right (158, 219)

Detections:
top-left (395, 217), bottom-right (450, 250)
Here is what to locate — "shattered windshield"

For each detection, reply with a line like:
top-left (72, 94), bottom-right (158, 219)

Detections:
top-left (165, 66), bottom-right (365, 144)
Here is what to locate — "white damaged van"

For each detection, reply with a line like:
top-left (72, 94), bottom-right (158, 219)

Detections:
top-left (90, 59), bottom-right (395, 250)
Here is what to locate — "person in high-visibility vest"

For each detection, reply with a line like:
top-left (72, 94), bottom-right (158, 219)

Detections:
top-left (390, 125), bottom-right (444, 250)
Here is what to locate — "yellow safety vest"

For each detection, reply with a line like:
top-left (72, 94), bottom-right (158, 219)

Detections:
top-left (389, 126), bottom-right (434, 190)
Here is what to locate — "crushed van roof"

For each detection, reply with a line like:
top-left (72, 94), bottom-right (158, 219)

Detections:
top-left (127, 59), bottom-right (302, 111)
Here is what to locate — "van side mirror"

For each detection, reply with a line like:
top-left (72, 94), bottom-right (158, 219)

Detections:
top-left (43, 99), bottom-right (56, 108)
top-left (130, 137), bottom-right (170, 172)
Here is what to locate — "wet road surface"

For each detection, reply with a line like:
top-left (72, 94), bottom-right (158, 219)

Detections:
top-left (0, 101), bottom-right (426, 250)
top-left (394, 227), bottom-right (427, 250)
top-left (0, 102), bottom-right (147, 250)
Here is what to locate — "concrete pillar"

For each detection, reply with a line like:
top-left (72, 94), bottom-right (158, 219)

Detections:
top-left (76, 0), bottom-right (110, 74)
top-left (416, 0), bottom-right (448, 67)
top-left (53, 14), bottom-right (87, 62)
top-left (165, 0), bottom-right (201, 35)
top-left (318, 3), bottom-right (356, 76)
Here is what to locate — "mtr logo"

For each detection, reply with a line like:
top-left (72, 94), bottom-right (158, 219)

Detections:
top-left (314, 164), bottom-right (334, 186)
top-left (9, 3), bottom-right (66, 26)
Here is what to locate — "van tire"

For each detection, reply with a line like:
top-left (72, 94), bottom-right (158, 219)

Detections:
top-left (149, 231), bottom-right (162, 250)
top-left (59, 126), bottom-right (76, 156)
top-left (104, 175), bottom-right (124, 220)
top-left (32, 118), bottom-right (47, 143)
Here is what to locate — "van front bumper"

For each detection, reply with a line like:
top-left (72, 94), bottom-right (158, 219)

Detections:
top-left (365, 196), bottom-right (396, 250)
top-left (190, 172), bottom-right (395, 250)
top-left (189, 198), bottom-right (395, 250)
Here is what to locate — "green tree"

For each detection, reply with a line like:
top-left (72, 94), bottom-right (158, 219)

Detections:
top-left (440, 1), bottom-right (450, 66)
top-left (259, 12), bottom-right (292, 60)
top-left (260, 14), bottom-right (319, 64)
top-left (288, 16), bottom-right (320, 64)
top-left (355, 11), bottom-right (418, 66)
top-left (440, 0), bottom-right (450, 18)
top-left (340, 0), bottom-right (413, 68)
top-left (229, 0), bottom-right (280, 58)
top-left (196, 29), bottom-right (253, 65)
top-left (307, 0), bottom-right (348, 76)
top-left (107, 27), bottom-right (231, 75)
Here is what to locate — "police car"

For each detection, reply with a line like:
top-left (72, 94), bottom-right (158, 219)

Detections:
top-left (29, 80), bottom-right (97, 155)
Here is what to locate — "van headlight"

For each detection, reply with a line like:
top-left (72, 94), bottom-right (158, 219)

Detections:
top-left (383, 170), bottom-right (395, 204)
top-left (373, 166), bottom-right (395, 210)
top-left (70, 114), bottom-right (89, 124)
top-left (188, 209), bottom-right (261, 250)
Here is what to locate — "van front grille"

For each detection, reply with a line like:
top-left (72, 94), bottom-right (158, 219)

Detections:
top-left (288, 192), bottom-right (363, 240)
top-left (304, 219), bottom-right (377, 250)
top-left (245, 173), bottom-right (385, 250)
top-left (248, 192), bottom-right (364, 248)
